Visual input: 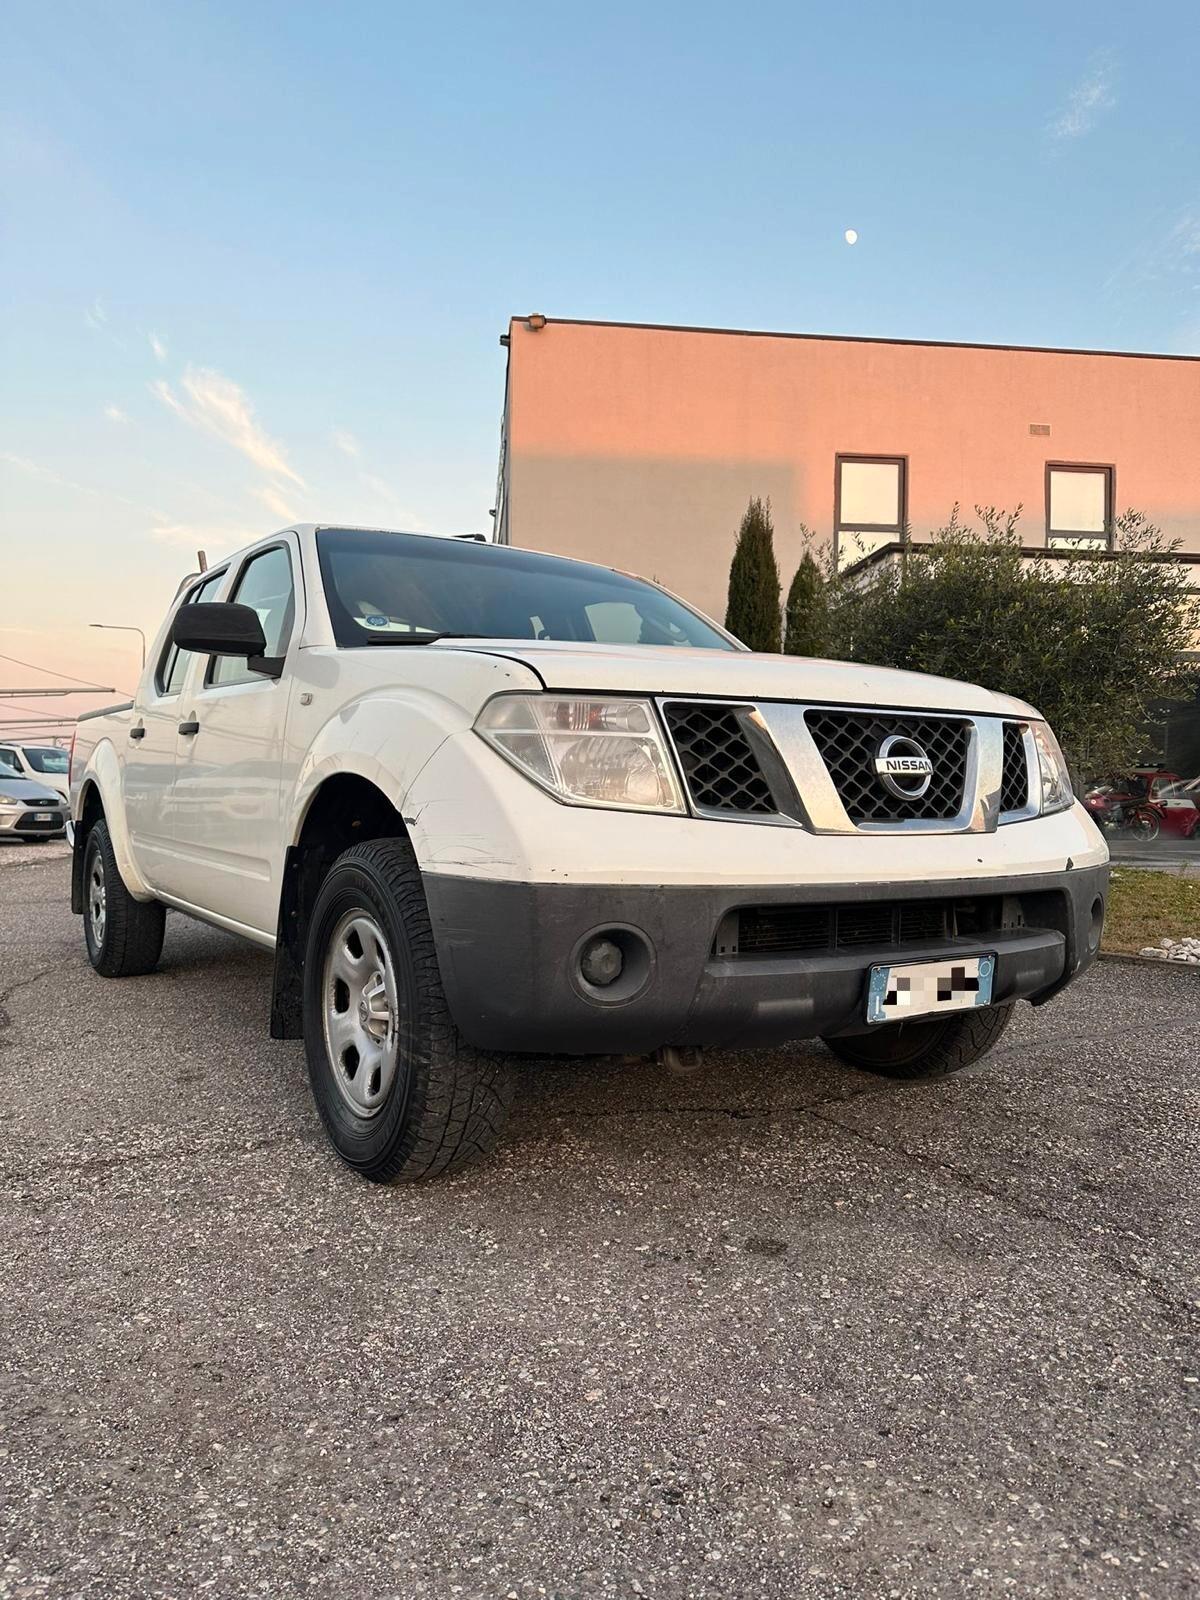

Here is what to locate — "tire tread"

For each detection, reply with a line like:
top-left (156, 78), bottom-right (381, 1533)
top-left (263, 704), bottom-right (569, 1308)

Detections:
top-left (84, 820), bottom-right (166, 978)
top-left (305, 838), bottom-right (515, 1183)
top-left (824, 1002), bottom-right (1013, 1079)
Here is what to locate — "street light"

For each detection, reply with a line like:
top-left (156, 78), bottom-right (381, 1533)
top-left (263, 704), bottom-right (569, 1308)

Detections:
top-left (90, 622), bottom-right (146, 669)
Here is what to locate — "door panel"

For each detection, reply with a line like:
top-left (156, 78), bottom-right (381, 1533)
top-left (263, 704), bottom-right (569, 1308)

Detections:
top-left (167, 678), bottom-right (293, 931)
top-left (166, 541), bottom-right (300, 934)
top-left (122, 568), bottom-right (228, 894)
top-left (121, 697), bottom-right (182, 889)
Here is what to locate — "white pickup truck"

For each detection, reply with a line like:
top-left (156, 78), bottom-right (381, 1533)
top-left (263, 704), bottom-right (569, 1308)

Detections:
top-left (70, 524), bottom-right (1108, 1182)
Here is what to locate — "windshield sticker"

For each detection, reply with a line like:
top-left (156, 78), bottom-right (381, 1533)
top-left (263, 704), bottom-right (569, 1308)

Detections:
top-left (364, 614), bottom-right (390, 628)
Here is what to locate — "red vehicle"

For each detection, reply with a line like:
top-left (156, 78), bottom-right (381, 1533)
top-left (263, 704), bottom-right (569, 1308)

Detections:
top-left (1083, 769), bottom-right (1200, 842)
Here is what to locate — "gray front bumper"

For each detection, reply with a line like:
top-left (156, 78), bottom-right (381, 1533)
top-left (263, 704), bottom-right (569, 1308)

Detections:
top-left (424, 864), bottom-right (1109, 1056)
top-left (0, 808), bottom-right (67, 837)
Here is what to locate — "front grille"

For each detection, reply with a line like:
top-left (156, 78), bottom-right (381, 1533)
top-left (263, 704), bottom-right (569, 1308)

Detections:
top-left (1000, 722), bottom-right (1030, 813)
top-left (805, 710), bottom-right (971, 823)
top-left (726, 896), bottom-right (1004, 958)
top-left (661, 702), bottom-right (776, 815)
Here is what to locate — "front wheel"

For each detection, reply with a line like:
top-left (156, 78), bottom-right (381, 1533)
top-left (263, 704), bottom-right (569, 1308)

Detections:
top-left (823, 1003), bottom-right (1014, 1080)
top-left (82, 819), bottom-right (166, 977)
top-left (302, 838), bottom-right (515, 1183)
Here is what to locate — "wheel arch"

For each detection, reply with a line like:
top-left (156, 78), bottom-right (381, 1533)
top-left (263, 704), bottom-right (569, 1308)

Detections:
top-left (271, 772), bottom-right (411, 1039)
top-left (70, 778), bottom-right (109, 914)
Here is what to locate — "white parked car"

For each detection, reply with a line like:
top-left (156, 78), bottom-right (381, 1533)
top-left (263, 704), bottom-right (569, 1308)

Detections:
top-left (0, 748), bottom-right (68, 840)
top-left (0, 740), bottom-right (71, 801)
top-left (69, 525), bottom-right (1109, 1181)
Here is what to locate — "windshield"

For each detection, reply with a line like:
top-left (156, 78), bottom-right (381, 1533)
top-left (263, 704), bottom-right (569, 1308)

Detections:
top-left (22, 747), bottom-right (69, 775)
top-left (316, 529), bottom-right (735, 651)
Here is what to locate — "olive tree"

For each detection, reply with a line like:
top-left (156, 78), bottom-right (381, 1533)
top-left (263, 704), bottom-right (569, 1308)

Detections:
top-left (823, 507), bottom-right (1199, 777)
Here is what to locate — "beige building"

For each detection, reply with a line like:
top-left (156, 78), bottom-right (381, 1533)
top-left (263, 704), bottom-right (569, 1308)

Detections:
top-left (493, 314), bottom-right (1200, 621)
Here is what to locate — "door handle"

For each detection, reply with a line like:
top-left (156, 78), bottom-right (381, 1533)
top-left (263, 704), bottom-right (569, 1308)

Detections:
top-left (129, 725), bottom-right (146, 741)
top-left (178, 719), bottom-right (200, 736)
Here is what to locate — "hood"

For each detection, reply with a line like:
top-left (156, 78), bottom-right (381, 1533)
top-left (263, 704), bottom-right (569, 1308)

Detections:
top-left (443, 640), bottom-right (1039, 719)
top-left (0, 776), bottom-right (63, 803)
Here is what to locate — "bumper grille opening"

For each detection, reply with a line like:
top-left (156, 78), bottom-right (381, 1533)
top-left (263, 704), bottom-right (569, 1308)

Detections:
top-left (805, 710), bottom-right (971, 823)
top-left (662, 701), bottom-right (776, 816)
top-left (1000, 722), bottom-right (1031, 813)
top-left (14, 812), bottom-right (65, 832)
top-left (721, 896), bottom-right (1017, 958)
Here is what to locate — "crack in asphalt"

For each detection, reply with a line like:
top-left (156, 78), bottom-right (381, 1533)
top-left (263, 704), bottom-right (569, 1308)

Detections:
top-left (799, 1102), bottom-right (1199, 1324)
top-left (0, 967), bottom-right (58, 1050)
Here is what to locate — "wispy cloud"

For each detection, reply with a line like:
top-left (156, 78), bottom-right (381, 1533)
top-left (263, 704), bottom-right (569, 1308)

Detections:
top-left (151, 366), bottom-right (305, 487)
top-left (359, 471), bottom-right (429, 531)
top-left (2, 450), bottom-right (160, 516)
top-left (84, 297), bottom-right (108, 331)
top-left (149, 332), bottom-right (168, 363)
top-left (361, 472), bottom-right (396, 501)
top-left (149, 520), bottom-right (246, 552)
top-left (332, 427), bottom-right (361, 459)
top-left (1050, 54), bottom-right (1116, 140)
top-left (103, 404), bottom-right (129, 424)
top-left (252, 484), bottom-right (301, 522)
top-left (1102, 202), bottom-right (1200, 297)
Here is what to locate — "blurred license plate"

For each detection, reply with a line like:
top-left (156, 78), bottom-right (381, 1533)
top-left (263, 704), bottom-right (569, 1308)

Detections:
top-left (35, 812), bottom-right (55, 822)
top-left (866, 954), bottom-right (995, 1025)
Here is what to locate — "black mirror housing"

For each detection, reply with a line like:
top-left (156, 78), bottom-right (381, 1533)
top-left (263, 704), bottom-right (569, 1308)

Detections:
top-left (172, 602), bottom-right (269, 660)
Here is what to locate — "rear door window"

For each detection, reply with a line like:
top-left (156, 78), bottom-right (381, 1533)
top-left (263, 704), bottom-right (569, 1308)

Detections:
top-left (156, 571), bottom-right (227, 694)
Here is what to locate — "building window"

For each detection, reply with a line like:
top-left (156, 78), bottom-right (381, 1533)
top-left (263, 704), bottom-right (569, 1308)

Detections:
top-left (835, 455), bottom-right (906, 566)
top-left (1046, 463), bottom-right (1113, 549)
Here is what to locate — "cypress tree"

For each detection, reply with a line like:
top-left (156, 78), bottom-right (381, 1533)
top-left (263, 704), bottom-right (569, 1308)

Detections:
top-left (784, 550), bottom-right (828, 657)
top-left (724, 497), bottom-right (781, 652)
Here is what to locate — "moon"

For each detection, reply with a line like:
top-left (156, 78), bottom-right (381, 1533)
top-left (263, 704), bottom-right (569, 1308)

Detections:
top-left (844, 228), bottom-right (859, 246)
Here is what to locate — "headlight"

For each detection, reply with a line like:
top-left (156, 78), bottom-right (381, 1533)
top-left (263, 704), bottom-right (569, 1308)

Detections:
top-left (1030, 722), bottom-right (1073, 815)
top-left (0, 793), bottom-right (24, 808)
top-left (475, 695), bottom-right (686, 813)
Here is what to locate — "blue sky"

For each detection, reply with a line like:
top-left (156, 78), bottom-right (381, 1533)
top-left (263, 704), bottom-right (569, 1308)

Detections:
top-left (2, 0), bottom-right (1198, 698)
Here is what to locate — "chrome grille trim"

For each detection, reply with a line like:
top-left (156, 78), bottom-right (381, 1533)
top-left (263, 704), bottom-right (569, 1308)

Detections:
top-left (998, 721), bottom-right (1039, 824)
top-left (658, 700), bottom-right (802, 826)
top-left (656, 696), bottom-right (1022, 835)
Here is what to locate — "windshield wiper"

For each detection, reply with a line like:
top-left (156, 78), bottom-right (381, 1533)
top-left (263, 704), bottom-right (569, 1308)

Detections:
top-left (358, 632), bottom-right (499, 646)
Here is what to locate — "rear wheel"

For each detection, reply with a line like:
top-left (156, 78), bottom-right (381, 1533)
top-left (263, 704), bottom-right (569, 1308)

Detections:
top-left (1127, 808), bottom-right (1160, 843)
top-left (302, 837), bottom-right (515, 1183)
top-left (823, 1003), bottom-right (1013, 1080)
top-left (82, 819), bottom-right (166, 977)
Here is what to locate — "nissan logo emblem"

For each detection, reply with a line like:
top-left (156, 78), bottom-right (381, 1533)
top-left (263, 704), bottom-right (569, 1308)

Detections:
top-left (873, 734), bottom-right (934, 800)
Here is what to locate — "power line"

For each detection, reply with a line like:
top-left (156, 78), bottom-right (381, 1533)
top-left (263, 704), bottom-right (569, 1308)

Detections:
top-left (1, 701), bottom-right (80, 720)
top-left (0, 650), bottom-right (116, 692)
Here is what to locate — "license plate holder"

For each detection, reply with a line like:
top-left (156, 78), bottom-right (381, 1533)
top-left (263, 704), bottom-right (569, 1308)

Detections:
top-left (866, 954), bottom-right (996, 1025)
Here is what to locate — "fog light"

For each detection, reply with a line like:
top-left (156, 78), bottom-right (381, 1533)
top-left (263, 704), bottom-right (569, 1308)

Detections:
top-left (579, 935), bottom-right (624, 988)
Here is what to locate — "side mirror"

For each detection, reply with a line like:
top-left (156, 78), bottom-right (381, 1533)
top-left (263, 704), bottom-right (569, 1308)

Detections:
top-left (172, 601), bottom-right (275, 672)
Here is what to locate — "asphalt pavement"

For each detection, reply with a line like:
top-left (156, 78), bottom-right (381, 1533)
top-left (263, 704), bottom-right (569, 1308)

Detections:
top-left (1109, 835), bottom-right (1200, 878)
top-left (1, 847), bottom-right (1198, 1600)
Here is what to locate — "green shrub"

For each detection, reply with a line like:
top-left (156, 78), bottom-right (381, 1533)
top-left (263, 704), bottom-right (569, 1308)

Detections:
top-left (822, 506), bottom-right (1199, 776)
